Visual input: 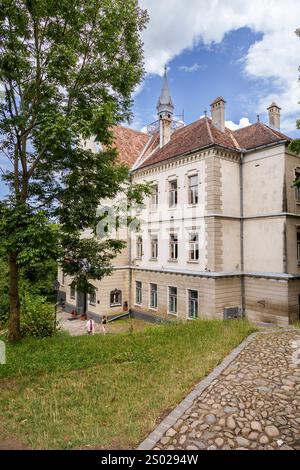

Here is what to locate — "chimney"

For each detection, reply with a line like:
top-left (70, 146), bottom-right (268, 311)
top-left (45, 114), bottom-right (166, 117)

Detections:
top-left (210, 97), bottom-right (226, 132)
top-left (267, 102), bottom-right (281, 130)
top-left (156, 66), bottom-right (174, 147)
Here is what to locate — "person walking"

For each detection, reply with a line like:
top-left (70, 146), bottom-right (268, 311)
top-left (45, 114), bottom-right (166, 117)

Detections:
top-left (101, 315), bottom-right (107, 335)
top-left (86, 318), bottom-right (95, 335)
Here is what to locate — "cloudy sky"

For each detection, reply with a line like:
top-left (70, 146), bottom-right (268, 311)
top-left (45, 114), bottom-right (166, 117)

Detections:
top-left (132, 0), bottom-right (300, 136)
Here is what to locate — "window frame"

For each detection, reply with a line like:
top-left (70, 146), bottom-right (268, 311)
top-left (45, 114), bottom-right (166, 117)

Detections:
top-left (187, 289), bottom-right (199, 319)
top-left (150, 184), bottom-right (158, 211)
top-left (169, 179), bottom-right (178, 208)
top-left (136, 235), bottom-right (143, 259)
top-left (149, 283), bottom-right (158, 310)
top-left (169, 233), bottom-right (178, 260)
top-left (168, 286), bottom-right (178, 316)
top-left (295, 169), bottom-right (300, 203)
top-left (188, 174), bottom-right (199, 205)
top-left (70, 285), bottom-right (75, 300)
top-left (189, 232), bottom-right (199, 261)
top-left (135, 281), bottom-right (142, 305)
top-left (110, 289), bottom-right (122, 307)
top-left (89, 291), bottom-right (96, 306)
top-left (150, 234), bottom-right (158, 260)
top-left (297, 229), bottom-right (300, 265)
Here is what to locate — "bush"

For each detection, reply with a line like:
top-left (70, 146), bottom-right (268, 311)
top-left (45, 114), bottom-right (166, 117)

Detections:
top-left (20, 293), bottom-right (57, 338)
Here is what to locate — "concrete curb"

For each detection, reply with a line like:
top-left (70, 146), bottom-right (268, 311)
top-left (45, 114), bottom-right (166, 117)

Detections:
top-left (137, 331), bottom-right (258, 450)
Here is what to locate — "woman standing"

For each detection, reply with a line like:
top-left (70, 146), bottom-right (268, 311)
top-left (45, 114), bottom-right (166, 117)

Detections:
top-left (101, 315), bottom-right (107, 334)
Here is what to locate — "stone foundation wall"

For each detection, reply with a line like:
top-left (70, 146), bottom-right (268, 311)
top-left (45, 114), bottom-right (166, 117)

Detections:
top-left (244, 276), bottom-right (289, 325)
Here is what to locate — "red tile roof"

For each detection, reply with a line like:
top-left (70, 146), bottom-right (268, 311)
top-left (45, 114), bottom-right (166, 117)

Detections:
top-left (136, 117), bottom-right (291, 170)
top-left (233, 121), bottom-right (289, 150)
top-left (111, 125), bottom-right (150, 167)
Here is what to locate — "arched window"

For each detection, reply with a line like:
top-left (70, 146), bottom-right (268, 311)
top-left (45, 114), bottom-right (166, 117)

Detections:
top-left (110, 289), bottom-right (122, 307)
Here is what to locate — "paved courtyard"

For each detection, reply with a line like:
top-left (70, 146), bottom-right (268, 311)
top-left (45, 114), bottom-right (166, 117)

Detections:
top-left (146, 329), bottom-right (300, 450)
top-left (57, 310), bottom-right (151, 336)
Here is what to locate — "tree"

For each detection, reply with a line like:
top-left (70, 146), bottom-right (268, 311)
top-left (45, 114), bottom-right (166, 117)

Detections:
top-left (290, 28), bottom-right (300, 155)
top-left (0, 0), bottom-right (149, 341)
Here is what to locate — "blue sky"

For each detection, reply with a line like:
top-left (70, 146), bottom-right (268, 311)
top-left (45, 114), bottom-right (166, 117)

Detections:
top-left (133, 0), bottom-right (300, 137)
top-left (1, 1), bottom-right (300, 199)
top-left (132, 27), bottom-right (276, 133)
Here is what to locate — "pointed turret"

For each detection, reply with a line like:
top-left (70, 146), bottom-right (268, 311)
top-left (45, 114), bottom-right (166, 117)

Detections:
top-left (157, 66), bottom-right (174, 147)
top-left (156, 65), bottom-right (174, 118)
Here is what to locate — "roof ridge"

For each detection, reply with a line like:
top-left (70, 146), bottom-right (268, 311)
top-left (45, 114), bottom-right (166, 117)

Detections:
top-left (233, 122), bottom-right (258, 134)
top-left (116, 124), bottom-right (149, 136)
top-left (205, 117), bottom-right (214, 144)
top-left (260, 122), bottom-right (290, 140)
top-left (228, 130), bottom-right (240, 150)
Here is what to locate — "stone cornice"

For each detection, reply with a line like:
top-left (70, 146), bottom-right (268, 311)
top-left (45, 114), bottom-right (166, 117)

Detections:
top-left (132, 145), bottom-right (241, 178)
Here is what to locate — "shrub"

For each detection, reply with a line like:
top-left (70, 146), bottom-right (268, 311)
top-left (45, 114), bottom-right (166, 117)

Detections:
top-left (20, 293), bottom-right (57, 338)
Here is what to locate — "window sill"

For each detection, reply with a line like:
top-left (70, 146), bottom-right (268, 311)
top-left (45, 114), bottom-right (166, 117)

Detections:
top-left (187, 260), bottom-right (200, 264)
top-left (168, 312), bottom-right (178, 317)
top-left (110, 304), bottom-right (122, 308)
top-left (134, 303), bottom-right (142, 307)
top-left (168, 207), bottom-right (177, 210)
top-left (149, 307), bottom-right (158, 311)
top-left (168, 259), bottom-right (178, 263)
top-left (149, 258), bottom-right (158, 261)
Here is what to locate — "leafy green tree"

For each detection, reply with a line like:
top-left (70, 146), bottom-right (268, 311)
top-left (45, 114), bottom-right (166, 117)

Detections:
top-left (290, 28), bottom-right (300, 155)
top-left (0, 0), bottom-right (149, 341)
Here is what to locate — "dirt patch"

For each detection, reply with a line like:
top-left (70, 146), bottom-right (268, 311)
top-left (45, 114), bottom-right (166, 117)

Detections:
top-left (0, 438), bottom-right (29, 450)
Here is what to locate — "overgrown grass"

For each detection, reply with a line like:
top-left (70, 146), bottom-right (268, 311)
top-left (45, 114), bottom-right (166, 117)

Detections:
top-left (0, 319), bottom-right (255, 449)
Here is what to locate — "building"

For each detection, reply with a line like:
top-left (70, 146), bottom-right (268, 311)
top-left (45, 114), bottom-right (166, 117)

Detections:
top-left (58, 70), bottom-right (300, 325)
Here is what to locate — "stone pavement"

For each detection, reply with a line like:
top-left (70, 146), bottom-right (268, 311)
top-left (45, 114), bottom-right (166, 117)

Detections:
top-left (57, 310), bottom-right (102, 336)
top-left (139, 329), bottom-right (300, 450)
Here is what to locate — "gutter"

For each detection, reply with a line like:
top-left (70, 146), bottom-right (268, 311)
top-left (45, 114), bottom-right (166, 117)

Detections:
top-left (240, 150), bottom-right (245, 315)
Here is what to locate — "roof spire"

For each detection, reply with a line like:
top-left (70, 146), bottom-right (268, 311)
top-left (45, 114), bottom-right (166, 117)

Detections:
top-left (156, 65), bottom-right (174, 117)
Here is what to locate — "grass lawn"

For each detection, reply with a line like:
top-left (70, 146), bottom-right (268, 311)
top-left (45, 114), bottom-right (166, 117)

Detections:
top-left (0, 319), bottom-right (255, 449)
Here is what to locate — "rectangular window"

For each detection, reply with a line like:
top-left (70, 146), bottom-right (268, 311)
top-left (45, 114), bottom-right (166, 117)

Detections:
top-left (70, 285), bottom-right (75, 299)
top-left (169, 179), bottom-right (178, 207)
top-left (168, 286), bottom-right (177, 315)
top-left (188, 174), bottom-right (198, 205)
top-left (169, 233), bottom-right (178, 260)
top-left (295, 170), bottom-right (300, 202)
top-left (110, 289), bottom-right (122, 306)
top-left (150, 283), bottom-right (158, 309)
top-left (61, 270), bottom-right (65, 285)
top-left (150, 234), bottom-right (158, 259)
top-left (136, 281), bottom-right (142, 305)
top-left (150, 184), bottom-right (158, 210)
top-left (189, 233), bottom-right (199, 261)
top-left (89, 291), bottom-right (96, 305)
top-left (188, 290), bottom-right (198, 319)
top-left (297, 230), bottom-right (300, 264)
top-left (136, 236), bottom-right (143, 258)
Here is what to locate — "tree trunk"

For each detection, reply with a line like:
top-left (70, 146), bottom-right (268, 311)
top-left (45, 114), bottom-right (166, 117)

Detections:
top-left (8, 251), bottom-right (21, 341)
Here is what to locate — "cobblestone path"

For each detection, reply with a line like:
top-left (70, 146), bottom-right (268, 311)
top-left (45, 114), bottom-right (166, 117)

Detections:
top-left (155, 330), bottom-right (300, 450)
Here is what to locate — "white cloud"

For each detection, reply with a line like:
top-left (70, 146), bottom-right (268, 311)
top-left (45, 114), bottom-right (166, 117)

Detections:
top-left (179, 63), bottom-right (206, 73)
top-left (225, 117), bottom-right (252, 130)
top-left (139, 0), bottom-right (300, 131)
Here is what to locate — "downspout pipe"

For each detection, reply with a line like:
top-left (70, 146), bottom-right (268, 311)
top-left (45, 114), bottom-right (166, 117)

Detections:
top-left (240, 151), bottom-right (245, 316)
